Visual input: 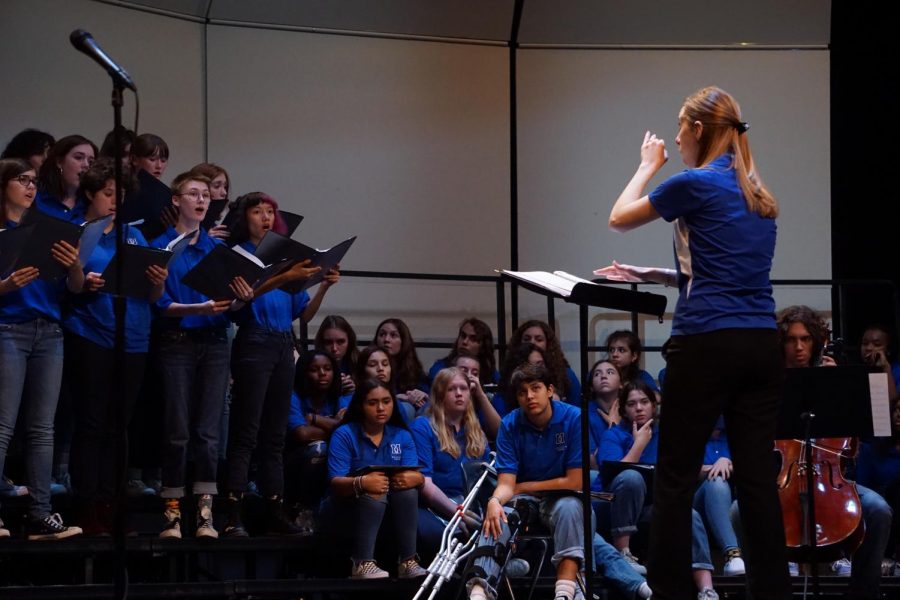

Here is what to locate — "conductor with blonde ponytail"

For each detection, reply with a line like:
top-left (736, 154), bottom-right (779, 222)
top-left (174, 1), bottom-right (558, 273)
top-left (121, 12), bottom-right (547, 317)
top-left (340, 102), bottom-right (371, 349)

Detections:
top-left (597, 86), bottom-right (790, 599)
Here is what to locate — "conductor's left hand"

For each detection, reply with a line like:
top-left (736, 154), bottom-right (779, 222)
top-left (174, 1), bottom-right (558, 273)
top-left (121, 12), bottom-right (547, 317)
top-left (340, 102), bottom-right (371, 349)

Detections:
top-left (640, 131), bottom-right (668, 171)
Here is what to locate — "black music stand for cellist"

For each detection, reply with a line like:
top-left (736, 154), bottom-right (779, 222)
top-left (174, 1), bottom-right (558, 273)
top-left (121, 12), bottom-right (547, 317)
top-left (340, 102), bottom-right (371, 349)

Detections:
top-left (776, 366), bottom-right (879, 597)
top-left (499, 270), bottom-right (667, 599)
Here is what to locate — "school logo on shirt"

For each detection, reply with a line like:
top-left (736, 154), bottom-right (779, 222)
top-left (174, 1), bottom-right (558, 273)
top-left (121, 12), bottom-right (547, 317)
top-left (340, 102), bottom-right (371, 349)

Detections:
top-left (390, 443), bottom-right (402, 461)
top-left (555, 432), bottom-right (566, 451)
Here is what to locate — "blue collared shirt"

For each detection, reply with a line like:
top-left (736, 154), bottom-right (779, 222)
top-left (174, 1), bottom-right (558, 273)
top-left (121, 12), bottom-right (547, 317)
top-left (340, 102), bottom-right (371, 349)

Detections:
top-left (228, 241), bottom-right (310, 332)
top-left (327, 422), bottom-right (418, 480)
top-left (410, 416), bottom-right (490, 499)
top-left (495, 400), bottom-right (584, 483)
top-left (35, 190), bottom-right (87, 223)
top-left (0, 220), bottom-right (67, 323)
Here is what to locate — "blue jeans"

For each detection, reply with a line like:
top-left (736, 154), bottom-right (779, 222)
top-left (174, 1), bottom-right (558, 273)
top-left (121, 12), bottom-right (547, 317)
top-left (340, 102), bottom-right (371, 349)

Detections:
top-left (226, 327), bottom-right (295, 496)
top-left (158, 328), bottom-right (230, 498)
top-left (850, 484), bottom-right (892, 599)
top-left (0, 318), bottom-right (64, 520)
top-left (593, 532), bottom-right (648, 597)
top-left (693, 477), bottom-right (739, 554)
top-left (323, 489), bottom-right (419, 562)
top-left (609, 470), bottom-right (714, 570)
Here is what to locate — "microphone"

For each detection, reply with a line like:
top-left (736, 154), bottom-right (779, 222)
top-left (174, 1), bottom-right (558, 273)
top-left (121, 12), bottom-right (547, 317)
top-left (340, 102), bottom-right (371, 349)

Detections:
top-left (69, 29), bottom-right (136, 91)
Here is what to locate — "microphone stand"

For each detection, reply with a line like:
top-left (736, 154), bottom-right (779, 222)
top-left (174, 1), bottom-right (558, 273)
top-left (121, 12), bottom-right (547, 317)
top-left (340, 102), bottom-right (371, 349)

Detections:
top-left (111, 81), bottom-right (129, 600)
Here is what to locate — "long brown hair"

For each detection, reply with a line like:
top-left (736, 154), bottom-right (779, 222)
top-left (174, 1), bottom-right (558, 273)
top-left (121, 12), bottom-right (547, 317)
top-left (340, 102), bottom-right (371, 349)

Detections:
top-left (681, 86), bottom-right (777, 218)
top-left (427, 368), bottom-right (487, 460)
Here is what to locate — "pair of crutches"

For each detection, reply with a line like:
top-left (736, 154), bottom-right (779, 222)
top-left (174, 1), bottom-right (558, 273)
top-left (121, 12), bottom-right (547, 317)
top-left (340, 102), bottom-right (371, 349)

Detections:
top-left (413, 455), bottom-right (498, 600)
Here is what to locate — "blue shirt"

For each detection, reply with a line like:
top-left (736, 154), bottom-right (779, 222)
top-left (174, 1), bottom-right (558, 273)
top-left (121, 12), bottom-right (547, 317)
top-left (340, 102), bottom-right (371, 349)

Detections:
top-left (287, 391), bottom-right (345, 431)
top-left (0, 221), bottom-right (67, 324)
top-left (495, 400), bottom-right (584, 483)
top-left (62, 224), bottom-right (153, 353)
top-left (856, 441), bottom-right (900, 495)
top-left (327, 422), bottom-right (418, 480)
top-left (703, 430), bottom-right (731, 464)
top-left (35, 190), bottom-right (87, 223)
top-left (229, 241), bottom-right (310, 332)
top-left (588, 406), bottom-right (613, 451)
top-left (410, 416), bottom-right (490, 499)
top-left (598, 421), bottom-right (659, 465)
top-left (151, 227), bottom-right (230, 330)
top-left (649, 153), bottom-right (776, 336)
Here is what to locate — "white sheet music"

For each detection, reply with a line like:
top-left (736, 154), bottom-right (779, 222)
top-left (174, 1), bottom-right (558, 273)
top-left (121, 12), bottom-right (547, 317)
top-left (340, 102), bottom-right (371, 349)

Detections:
top-left (868, 373), bottom-right (891, 437)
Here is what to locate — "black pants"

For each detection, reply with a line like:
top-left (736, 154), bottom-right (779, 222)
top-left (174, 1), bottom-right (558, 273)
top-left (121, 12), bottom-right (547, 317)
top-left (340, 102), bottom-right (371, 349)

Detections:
top-left (647, 328), bottom-right (790, 600)
top-left (225, 327), bottom-right (294, 497)
top-left (67, 334), bottom-right (146, 499)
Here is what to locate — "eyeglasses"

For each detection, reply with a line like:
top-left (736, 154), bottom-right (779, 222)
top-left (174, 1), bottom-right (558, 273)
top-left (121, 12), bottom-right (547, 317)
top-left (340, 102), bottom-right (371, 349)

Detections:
top-left (176, 190), bottom-right (211, 201)
top-left (14, 175), bottom-right (38, 188)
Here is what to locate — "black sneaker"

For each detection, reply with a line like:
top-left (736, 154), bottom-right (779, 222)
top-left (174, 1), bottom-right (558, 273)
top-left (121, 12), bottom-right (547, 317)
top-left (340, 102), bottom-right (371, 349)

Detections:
top-left (27, 513), bottom-right (83, 540)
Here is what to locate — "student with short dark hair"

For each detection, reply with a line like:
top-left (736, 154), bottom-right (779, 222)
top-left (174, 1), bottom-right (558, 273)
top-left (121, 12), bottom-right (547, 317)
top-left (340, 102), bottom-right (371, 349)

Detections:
top-left (2, 128), bottom-right (55, 170)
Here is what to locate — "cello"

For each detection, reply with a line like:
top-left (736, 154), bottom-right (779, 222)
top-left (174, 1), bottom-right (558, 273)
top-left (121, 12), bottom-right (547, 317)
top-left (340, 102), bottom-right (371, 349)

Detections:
top-left (774, 436), bottom-right (865, 562)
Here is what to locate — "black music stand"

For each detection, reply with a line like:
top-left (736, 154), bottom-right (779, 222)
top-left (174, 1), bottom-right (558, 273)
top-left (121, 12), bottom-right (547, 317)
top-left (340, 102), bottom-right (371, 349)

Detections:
top-left (776, 366), bottom-right (876, 597)
top-left (499, 271), bottom-right (666, 597)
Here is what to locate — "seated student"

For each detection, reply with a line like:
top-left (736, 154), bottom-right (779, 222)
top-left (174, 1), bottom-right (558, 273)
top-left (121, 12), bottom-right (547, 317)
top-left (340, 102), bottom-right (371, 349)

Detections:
top-left (285, 350), bottom-right (347, 521)
top-left (428, 317), bottom-right (499, 387)
top-left (0, 158), bottom-right (83, 540)
top-left (355, 345), bottom-right (393, 397)
top-left (598, 380), bottom-right (718, 598)
top-left (696, 417), bottom-right (745, 576)
top-left (466, 363), bottom-right (648, 600)
top-left (151, 171), bottom-right (241, 539)
top-left (2, 128), bottom-right (55, 171)
top-left (222, 191), bottom-right (338, 537)
top-left (375, 318), bottom-right (429, 418)
top-left (315, 315), bottom-right (359, 397)
top-left (508, 320), bottom-right (580, 403)
top-left (587, 359), bottom-right (623, 451)
top-left (326, 378), bottom-right (427, 579)
top-left (605, 330), bottom-right (659, 392)
top-left (859, 324), bottom-right (900, 400)
top-left (63, 158), bottom-right (167, 535)
top-left (451, 351), bottom-right (502, 439)
top-left (35, 135), bottom-right (97, 222)
top-left (412, 367), bottom-right (492, 557)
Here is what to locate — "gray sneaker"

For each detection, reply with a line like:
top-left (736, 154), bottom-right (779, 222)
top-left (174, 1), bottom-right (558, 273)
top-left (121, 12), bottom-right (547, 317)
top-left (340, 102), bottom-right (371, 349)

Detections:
top-left (697, 588), bottom-right (719, 600)
top-left (398, 557), bottom-right (427, 579)
top-left (621, 547), bottom-right (647, 575)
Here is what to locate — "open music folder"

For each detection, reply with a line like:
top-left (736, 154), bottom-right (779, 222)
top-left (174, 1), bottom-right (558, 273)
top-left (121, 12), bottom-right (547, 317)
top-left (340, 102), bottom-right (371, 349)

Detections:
top-left (254, 231), bottom-right (357, 293)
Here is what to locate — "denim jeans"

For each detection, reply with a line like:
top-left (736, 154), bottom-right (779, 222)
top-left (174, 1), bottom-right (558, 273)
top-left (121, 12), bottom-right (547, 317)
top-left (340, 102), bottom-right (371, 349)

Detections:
top-left (0, 318), bottom-right (64, 520)
top-left (693, 476), bottom-right (739, 554)
top-left (322, 488), bottom-right (419, 562)
top-left (158, 328), bottom-right (230, 498)
top-left (284, 439), bottom-right (329, 507)
top-left (593, 532), bottom-right (648, 597)
top-left (226, 327), bottom-right (295, 496)
top-left (609, 469), bottom-right (714, 570)
top-left (850, 484), bottom-right (892, 599)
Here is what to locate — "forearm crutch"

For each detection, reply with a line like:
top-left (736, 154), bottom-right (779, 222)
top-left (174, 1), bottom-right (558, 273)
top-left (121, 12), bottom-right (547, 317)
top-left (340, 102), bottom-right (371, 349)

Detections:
top-left (412, 455), bottom-right (497, 600)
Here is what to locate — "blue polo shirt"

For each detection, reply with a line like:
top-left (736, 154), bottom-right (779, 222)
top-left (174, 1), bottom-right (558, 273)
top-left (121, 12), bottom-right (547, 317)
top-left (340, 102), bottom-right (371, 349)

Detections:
top-left (649, 153), bottom-right (776, 336)
top-left (229, 241), bottom-right (310, 332)
top-left (35, 190), bottom-right (87, 223)
top-left (703, 430), bottom-right (731, 465)
top-left (62, 224), bottom-right (153, 353)
top-left (327, 422), bottom-right (418, 480)
top-left (0, 221), bottom-right (67, 324)
top-left (857, 442), bottom-right (900, 495)
top-left (410, 416), bottom-right (490, 499)
top-left (287, 391), bottom-right (346, 431)
top-left (588, 406), bottom-right (614, 450)
top-left (598, 421), bottom-right (659, 465)
top-left (495, 400), bottom-right (584, 483)
top-left (151, 227), bottom-right (230, 330)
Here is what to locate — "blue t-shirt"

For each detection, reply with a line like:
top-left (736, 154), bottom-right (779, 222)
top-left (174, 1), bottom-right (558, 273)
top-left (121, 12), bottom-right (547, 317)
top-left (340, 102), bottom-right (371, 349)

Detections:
top-left (410, 416), bottom-right (490, 499)
top-left (228, 241), bottom-right (310, 332)
top-left (0, 221), bottom-right (67, 324)
top-left (856, 441), bottom-right (900, 495)
top-left (495, 400), bottom-right (584, 483)
top-left (151, 227), bottom-right (230, 330)
top-left (287, 391), bottom-right (346, 431)
top-left (703, 430), bottom-right (731, 464)
top-left (598, 421), bottom-right (659, 465)
top-left (62, 224), bottom-right (153, 353)
top-left (327, 422), bottom-right (418, 480)
top-left (35, 190), bottom-right (87, 223)
top-left (649, 153), bottom-right (776, 336)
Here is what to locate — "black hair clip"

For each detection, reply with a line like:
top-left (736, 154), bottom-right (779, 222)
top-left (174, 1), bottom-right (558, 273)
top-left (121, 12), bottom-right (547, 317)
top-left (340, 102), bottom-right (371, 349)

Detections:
top-left (735, 121), bottom-right (750, 134)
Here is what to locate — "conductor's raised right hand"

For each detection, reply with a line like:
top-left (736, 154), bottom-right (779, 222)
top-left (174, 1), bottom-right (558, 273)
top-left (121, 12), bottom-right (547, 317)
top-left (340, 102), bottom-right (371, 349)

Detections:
top-left (640, 131), bottom-right (668, 171)
top-left (594, 260), bottom-right (651, 283)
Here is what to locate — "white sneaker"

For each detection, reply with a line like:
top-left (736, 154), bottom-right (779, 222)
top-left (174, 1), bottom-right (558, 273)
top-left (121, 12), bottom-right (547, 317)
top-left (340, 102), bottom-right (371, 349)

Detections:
top-left (351, 560), bottom-right (389, 579)
top-left (621, 547), bottom-right (647, 575)
top-left (788, 561), bottom-right (799, 576)
top-left (723, 555), bottom-right (746, 576)
top-left (830, 557), bottom-right (852, 576)
top-left (697, 588), bottom-right (719, 600)
top-left (881, 558), bottom-right (896, 577)
top-left (637, 581), bottom-right (653, 598)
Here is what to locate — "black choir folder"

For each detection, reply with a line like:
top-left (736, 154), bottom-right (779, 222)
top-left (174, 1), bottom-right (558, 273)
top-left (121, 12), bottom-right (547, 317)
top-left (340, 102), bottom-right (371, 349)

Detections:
top-left (254, 231), bottom-right (357, 293)
top-left (0, 211), bottom-right (111, 281)
top-left (179, 245), bottom-right (296, 301)
top-left (121, 168), bottom-right (173, 241)
top-left (100, 230), bottom-right (195, 299)
top-left (499, 269), bottom-right (667, 318)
